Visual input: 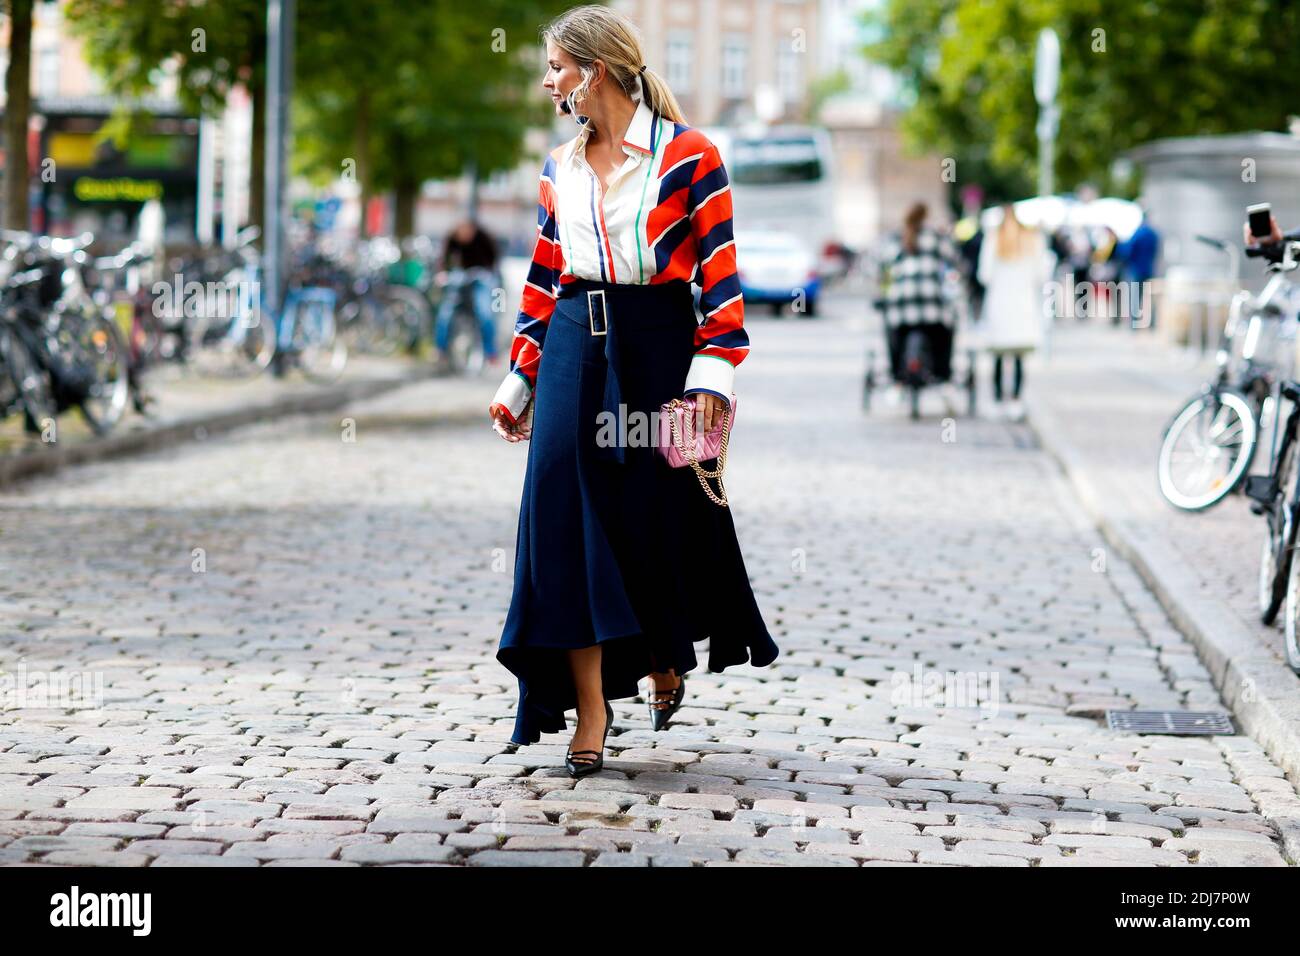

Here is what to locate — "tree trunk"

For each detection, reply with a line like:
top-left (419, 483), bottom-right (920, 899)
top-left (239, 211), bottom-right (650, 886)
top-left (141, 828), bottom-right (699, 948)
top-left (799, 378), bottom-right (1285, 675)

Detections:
top-left (354, 89), bottom-right (370, 238)
top-left (394, 178), bottom-right (417, 239)
top-left (4, 0), bottom-right (33, 231)
top-left (248, 69), bottom-right (266, 235)
top-left (465, 160), bottom-right (479, 222)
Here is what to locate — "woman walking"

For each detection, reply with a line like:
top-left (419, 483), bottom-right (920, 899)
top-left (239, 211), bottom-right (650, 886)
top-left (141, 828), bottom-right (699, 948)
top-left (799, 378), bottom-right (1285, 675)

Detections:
top-left (873, 202), bottom-right (961, 409)
top-left (976, 203), bottom-right (1054, 422)
top-left (487, 5), bottom-right (778, 777)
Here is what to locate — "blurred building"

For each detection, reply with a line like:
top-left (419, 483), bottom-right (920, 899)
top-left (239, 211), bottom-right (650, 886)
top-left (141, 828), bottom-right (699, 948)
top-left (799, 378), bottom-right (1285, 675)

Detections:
top-left (612, 0), bottom-right (819, 126)
top-left (0, 0), bottom-right (208, 245)
top-left (420, 0), bottom-right (950, 256)
top-left (1126, 132), bottom-right (1300, 286)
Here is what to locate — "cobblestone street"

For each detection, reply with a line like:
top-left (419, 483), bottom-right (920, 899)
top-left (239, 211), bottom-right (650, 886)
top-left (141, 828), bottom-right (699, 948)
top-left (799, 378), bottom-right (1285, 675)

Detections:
top-left (1, 298), bottom-right (1297, 867)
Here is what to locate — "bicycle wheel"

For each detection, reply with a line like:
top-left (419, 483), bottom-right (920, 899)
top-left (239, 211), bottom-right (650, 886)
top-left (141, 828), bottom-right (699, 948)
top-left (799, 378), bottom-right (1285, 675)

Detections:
top-left (189, 311), bottom-right (277, 379)
top-left (70, 310), bottom-right (130, 435)
top-left (292, 296), bottom-right (349, 384)
top-left (1259, 505), bottom-right (1294, 625)
top-left (0, 324), bottom-right (55, 434)
top-left (382, 286), bottom-right (431, 353)
top-left (1157, 389), bottom-right (1257, 511)
top-left (1261, 454), bottom-right (1300, 628)
top-left (336, 294), bottom-right (385, 355)
top-left (445, 310), bottom-right (485, 376)
top-left (1283, 543), bottom-right (1300, 674)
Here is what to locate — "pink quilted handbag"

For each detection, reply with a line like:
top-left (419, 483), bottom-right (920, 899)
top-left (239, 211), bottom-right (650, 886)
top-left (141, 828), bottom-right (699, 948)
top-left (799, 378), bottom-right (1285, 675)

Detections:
top-left (656, 394), bottom-right (738, 506)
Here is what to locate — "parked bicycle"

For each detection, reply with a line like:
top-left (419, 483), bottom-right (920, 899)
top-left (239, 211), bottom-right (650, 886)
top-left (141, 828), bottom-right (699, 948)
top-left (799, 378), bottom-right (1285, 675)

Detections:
top-left (1156, 234), bottom-right (1297, 511)
top-left (84, 240), bottom-right (169, 415)
top-left (0, 230), bottom-right (129, 437)
top-left (1238, 229), bottom-right (1300, 671)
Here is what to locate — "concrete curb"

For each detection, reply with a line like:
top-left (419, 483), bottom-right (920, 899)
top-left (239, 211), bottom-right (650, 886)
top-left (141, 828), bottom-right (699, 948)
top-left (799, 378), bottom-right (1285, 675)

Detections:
top-left (0, 368), bottom-right (461, 489)
top-left (1026, 396), bottom-right (1300, 861)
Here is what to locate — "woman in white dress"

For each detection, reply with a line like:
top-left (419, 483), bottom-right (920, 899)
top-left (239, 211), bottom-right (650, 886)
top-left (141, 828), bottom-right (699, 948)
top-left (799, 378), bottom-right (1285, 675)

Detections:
top-left (976, 204), bottom-right (1055, 421)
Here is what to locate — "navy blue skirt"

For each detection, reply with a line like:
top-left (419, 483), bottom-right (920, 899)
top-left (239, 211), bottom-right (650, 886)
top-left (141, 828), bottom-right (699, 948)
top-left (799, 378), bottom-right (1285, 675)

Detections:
top-left (497, 277), bottom-right (779, 745)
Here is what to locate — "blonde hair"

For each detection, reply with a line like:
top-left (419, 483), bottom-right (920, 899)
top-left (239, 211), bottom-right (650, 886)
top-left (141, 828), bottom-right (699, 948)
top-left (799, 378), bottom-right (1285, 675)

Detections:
top-left (995, 204), bottom-right (1038, 260)
top-left (543, 5), bottom-right (687, 125)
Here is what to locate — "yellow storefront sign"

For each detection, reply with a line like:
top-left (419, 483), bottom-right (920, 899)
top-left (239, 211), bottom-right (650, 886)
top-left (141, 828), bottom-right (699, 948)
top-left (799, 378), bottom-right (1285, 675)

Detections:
top-left (73, 177), bottom-right (164, 202)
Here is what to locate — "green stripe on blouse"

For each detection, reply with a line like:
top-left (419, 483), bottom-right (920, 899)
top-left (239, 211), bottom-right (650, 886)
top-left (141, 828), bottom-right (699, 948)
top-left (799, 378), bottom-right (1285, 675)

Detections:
top-left (633, 115), bottom-right (663, 284)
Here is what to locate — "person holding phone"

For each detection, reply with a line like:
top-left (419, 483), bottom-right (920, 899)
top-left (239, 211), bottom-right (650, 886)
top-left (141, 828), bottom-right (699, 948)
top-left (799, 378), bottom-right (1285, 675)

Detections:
top-left (1244, 203), bottom-right (1285, 247)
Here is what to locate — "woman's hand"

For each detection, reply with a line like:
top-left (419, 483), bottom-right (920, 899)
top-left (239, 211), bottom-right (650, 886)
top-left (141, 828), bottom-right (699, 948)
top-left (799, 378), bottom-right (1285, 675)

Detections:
top-left (690, 392), bottom-right (727, 433)
top-left (490, 404), bottom-right (532, 443)
top-left (1244, 214), bottom-right (1283, 247)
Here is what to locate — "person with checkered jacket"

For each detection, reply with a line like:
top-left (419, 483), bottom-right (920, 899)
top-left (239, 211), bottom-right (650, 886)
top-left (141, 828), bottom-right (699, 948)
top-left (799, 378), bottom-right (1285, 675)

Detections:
top-left (873, 202), bottom-right (960, 388)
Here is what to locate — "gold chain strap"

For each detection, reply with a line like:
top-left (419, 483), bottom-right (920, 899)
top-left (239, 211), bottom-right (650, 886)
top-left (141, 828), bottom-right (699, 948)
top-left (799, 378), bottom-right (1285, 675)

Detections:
top-left (665, 398), bottom-right (732, 507)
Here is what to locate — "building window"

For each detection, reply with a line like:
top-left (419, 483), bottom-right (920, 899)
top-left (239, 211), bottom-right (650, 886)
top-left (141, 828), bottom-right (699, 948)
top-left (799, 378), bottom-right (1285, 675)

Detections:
top-left (666, 32), bottom-right (693, 94)
top-left (721, 35), bottom-right (748, 99)
top-left (36, 44), bottom-right (60, 97)
top-left (777, 44), bottom-right (803, 102)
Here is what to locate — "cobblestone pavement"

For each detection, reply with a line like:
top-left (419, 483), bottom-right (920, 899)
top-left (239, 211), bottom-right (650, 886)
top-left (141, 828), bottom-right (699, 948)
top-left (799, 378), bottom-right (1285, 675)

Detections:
top-left (0, 298), bottom-right (1296, 867)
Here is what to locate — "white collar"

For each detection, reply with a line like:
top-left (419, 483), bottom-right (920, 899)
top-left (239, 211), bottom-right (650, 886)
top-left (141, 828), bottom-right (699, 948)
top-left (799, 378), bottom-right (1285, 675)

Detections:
top-left (570, 98), bottom-right (657, 162)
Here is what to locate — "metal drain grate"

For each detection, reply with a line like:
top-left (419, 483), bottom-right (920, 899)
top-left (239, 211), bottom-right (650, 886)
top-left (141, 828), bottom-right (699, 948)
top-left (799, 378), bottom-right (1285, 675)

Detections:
top-left (1106, 710), bottom-right (1235, 735)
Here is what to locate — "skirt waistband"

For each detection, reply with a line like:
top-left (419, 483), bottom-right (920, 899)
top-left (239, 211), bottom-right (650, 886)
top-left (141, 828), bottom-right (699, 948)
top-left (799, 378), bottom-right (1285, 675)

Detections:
top-left (557, 277), bottom-right (691, 301)
top-left (554, 278), bottom-right (694, 333)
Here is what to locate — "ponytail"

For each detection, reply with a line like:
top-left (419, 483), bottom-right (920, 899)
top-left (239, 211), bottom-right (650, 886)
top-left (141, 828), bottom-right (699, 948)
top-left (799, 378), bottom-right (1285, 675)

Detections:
top-left (639, 67), bottom-right (685, 124)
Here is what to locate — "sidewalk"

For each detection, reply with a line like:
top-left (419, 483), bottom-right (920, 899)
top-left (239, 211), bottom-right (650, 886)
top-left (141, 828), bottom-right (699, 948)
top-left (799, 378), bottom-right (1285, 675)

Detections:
top-left (0, 353), bottom-right (498, 487)
top-left (1026, 320), bottom-right (1300, 798)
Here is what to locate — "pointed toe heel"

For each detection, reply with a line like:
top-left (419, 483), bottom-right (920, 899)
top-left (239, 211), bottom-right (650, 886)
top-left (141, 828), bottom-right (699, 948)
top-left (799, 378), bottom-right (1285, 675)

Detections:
top-left (649, 674), bottom-right (686, 731)
top-left (565, 699), bottom-right (614, 779)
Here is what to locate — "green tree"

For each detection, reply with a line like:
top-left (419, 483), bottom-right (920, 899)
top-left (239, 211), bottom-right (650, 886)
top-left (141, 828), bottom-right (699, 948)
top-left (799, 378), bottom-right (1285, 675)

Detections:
top-left (293, 0), bottom-right (570, 238)
top-left (65, 0), bottom-right (270, 228)
top-left (67, 0), bottom-right (570, 240)
top-left (866, 0), bottom-right (1300, 200)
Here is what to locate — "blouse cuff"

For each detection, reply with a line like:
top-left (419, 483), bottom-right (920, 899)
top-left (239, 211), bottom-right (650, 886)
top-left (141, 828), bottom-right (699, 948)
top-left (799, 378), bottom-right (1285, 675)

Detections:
top-left (490, 370), bottom-right (533, 422)
top-left (682, 353), bottom-right (735, 405)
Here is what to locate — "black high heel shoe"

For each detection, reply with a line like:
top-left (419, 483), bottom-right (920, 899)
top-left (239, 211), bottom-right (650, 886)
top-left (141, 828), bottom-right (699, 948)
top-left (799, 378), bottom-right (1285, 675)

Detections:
top-left (565, 699), bottom-right (614, 778)
top-left (649, 673), bottom-right (686, 731)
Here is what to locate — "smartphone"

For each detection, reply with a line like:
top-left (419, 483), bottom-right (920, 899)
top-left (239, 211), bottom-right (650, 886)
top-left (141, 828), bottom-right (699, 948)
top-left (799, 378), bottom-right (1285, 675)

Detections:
top-left (1248, 202), bottom-right (1273, 240)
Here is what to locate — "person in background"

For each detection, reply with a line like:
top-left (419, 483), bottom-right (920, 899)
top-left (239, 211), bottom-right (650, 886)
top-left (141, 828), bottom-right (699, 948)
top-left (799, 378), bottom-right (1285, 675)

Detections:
top-left (976, 203), bottom-right (1055, 422)
top-left (1116, 205), bottom-right (1160, 328)
top-left (873, 201), bottom-right (962, 410)
top-left (1088, 226), bottom-right (1121, 321)
top-left (953, 212), bottom-right (985, 329)
top-left (436, 218), bottom-right (502, 363)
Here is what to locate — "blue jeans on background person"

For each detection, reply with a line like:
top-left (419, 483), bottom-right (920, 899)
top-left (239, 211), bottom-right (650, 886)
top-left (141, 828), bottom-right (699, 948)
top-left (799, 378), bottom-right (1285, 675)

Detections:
top-left (435, 270), bottom-right (499, 360)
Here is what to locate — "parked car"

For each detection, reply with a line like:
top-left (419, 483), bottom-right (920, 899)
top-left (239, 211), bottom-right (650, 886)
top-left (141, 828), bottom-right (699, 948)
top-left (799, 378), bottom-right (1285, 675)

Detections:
top-left (735, 230), bottom-right (821, 317)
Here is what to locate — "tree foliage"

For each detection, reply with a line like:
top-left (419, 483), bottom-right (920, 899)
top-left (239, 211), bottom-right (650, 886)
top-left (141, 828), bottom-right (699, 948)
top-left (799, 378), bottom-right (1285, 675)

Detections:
top-left (63, 0), bottom-right (571, 237)
top-left (293, 0), bottom-right (570, 236)
top-left (866, 0), bottom-right (1300, 201)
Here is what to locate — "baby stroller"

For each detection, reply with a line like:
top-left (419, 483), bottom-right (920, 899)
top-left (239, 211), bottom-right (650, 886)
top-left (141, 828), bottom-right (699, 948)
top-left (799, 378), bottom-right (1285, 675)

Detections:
top-left (863, 263), bottom-right (977, 420)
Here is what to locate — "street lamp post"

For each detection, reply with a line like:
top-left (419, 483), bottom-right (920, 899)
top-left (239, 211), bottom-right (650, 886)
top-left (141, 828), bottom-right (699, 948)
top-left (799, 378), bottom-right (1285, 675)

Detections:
top-left (1034, 28), bottom-right (1061, 362)
top-left (265, 0), bottom-right (295, 376)
top-left (1034, 28), bottom-right (1060, 200)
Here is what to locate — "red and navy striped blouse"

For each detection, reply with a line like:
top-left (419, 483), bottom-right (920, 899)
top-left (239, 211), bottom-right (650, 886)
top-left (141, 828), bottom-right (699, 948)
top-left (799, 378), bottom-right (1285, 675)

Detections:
top-left (490, 99), bottom-right (748, 423)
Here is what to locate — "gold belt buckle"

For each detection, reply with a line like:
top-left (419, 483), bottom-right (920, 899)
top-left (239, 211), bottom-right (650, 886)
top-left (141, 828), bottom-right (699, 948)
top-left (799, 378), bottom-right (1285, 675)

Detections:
top-left (587, 289), bottom-right (608, 336)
